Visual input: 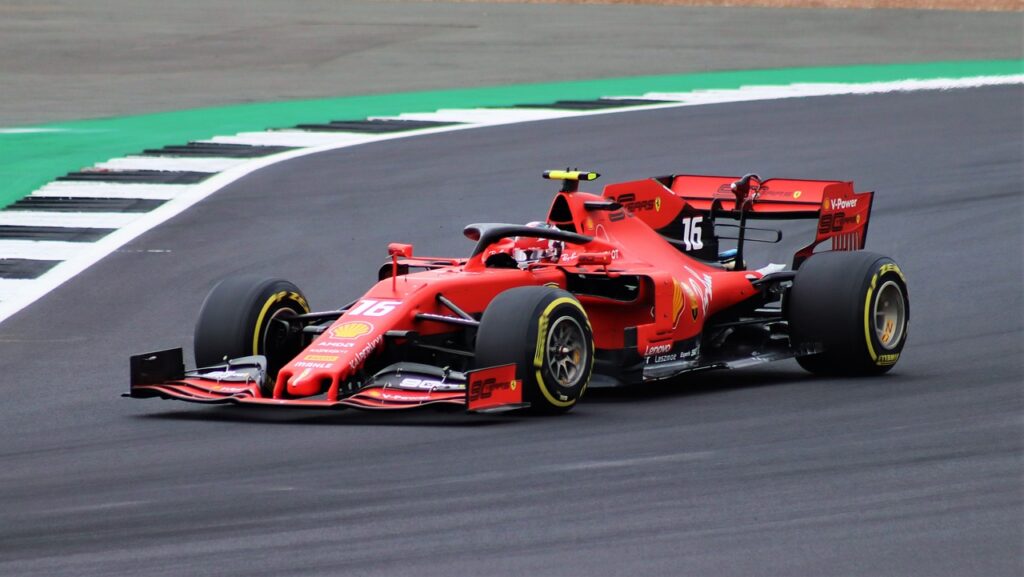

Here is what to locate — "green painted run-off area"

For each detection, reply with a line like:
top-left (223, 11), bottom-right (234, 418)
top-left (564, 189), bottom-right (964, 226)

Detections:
top-left (1, 59), bottom-right (1020, 210)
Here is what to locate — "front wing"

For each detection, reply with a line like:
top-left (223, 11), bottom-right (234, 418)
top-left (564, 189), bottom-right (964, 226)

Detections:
top-left (127, 349), bottom-right (526, 414)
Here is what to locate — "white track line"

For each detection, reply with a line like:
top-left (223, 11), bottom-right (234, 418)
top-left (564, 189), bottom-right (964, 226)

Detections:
top-left (637, 75), bottom-right (1024, 103)
top-left (95, 156), bottom-right (248, 173)
top-left (388, 108), bottom-right (583, 124)
top-left (204, 131), bottom-right (380, 147)
top-left (0, 211), bottom-right (139, 228)
top-left (0, 240), bottom-right (87, 260)
top-left (30, 182), bottom-right (189, 200)
top-left (0, 279), bottom-right (37, 301)
top-left (0, 74), bottom-right (1019, 324)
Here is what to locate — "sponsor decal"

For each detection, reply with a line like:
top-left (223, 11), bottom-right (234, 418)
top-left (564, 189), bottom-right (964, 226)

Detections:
top-left (667, 278), bottom-right (700, 325)
top-left (683, 282), bottom-right (698, 322)
top-left (467, 377), bottom-right (516, 402)
top-left (829, 197), bottom-right (858, 210)
top-left (310, 341), bottom-right (355, 350)
top-left (818, 210), bottom-right (863, 235)
top-left (793, 190), bottom-right (802, 199)
top-left (878, 263), bottom-right (906, 282)
top-left (644, 343), bottom-right (672, 356)
top-left (671, 279), bottom-right (685, 327)
top-left (332, 321), bottom-right (373, 339)
top-left (683, 266), bottom-right (713, 318)
top-left (608, 209), bottom-right (626, 222)
top-left (349, 335), bottom-right (383, 370)
top-left (294, 361), bottom-right (332, 369)
top-left (615, 193), bottom-right (658, 213)
top-left (201, 370), bottom-right (254, 383)
top-left (380, 390), bottom-right (432, 402)
top-left (654, 197), bottom-right (662, 212)
top-left (396, 377), bottom-right (463, 392)
top-left (303, 354), bottom-right (337, 362)
top-left (584, 217), bottom-right (595, 231)
top-left (208, 383), bottom-right (251, 393)
top-left (643, 342), bottom-right (701, 364)
top-left (877, 353), bottom-right (900, 366)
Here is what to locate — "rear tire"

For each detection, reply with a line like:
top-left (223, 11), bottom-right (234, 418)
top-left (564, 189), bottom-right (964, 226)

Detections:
top-left (475, 286), bottom-right (594, 414)
top-left (194, 276), bottom-right (310, 389)
top-left (788, 251), bottom-right (909, 376)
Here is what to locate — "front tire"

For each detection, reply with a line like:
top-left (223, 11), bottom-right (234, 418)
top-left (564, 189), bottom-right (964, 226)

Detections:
top-left (194, 276), bottom-right (310, 387)
top-left (475, 286), bottom-right (594, 414)
top-left (788, 251), bottom-right (909, 376)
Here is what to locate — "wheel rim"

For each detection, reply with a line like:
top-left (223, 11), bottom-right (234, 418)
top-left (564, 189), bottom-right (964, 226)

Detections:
top-left (545, 316), bottom-right (587, 387)
top-left (262, 306), bottom-right (298, 370)
top-left (873, 280), bottom-right (906, 350)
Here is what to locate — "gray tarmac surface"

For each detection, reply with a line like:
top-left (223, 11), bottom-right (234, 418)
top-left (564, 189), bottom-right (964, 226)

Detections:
top-left (1, 0), bottom-right (1021, 125)
top-left (0, 86), bottom-right (1020, 576)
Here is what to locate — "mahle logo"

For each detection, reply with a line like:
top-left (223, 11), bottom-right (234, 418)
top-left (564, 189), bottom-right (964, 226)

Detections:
top-left (332, 321), bottom-right (373, 339)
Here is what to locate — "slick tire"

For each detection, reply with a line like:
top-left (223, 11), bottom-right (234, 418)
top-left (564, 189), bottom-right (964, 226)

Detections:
top-left (475, 286), bottom-right (594, 414)
top-left (194, 275), bottom-right (310, 390)
top-left (787, 251), bottom-right (909, 376)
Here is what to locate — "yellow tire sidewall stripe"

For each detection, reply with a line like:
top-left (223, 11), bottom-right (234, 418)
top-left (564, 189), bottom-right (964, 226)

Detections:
top-left (533, 296), bottom-right (592, 408)
top-left (252, 291), bottom-right (309, 356)
top-left (863, 262), bottom-right (906, 366)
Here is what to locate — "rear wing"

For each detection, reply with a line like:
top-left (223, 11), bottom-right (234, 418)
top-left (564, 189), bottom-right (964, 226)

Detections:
top-left (603, 174), bottom-right (874, 268)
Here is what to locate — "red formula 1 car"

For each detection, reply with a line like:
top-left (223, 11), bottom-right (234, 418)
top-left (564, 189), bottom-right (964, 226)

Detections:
top-left (129, 170), bottom-right (909, 414)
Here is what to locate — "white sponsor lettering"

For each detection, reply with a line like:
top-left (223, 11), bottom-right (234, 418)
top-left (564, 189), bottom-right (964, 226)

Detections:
top-left (201, 370), bottom-right (253, 382)
top-left (683, 266), bottom-right (713, 317)
top-left (313, 341), bottom-right (355, 349)
top-left (644, 344), bottom-right (672, 356)
top-left (680, 343), bottom-right (701, 359)
top-left (349, 335), bottom-right (384, 370)
top-left (381, 391), bottom-right (431, 402)
top-left (396, 377), bottom-right (463, 391)
top-left (294, 361), bottom-right (332, 369)
top-left (830, 198), bottom-right (858, 210)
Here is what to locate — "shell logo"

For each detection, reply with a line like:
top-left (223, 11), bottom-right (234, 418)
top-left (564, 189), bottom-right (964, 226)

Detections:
top-left (670, 278), bottom-right (701, 327)
top-left (671, 278), bottom-right (685, 327)
top-left (332, 321), bottom-right (373, 339)
top-left (685, 283), bottom-right (699, 321)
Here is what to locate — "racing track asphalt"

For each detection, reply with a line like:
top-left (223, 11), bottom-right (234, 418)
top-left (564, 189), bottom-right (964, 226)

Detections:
top-left (0, 86), bottom-right (1021, 576)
